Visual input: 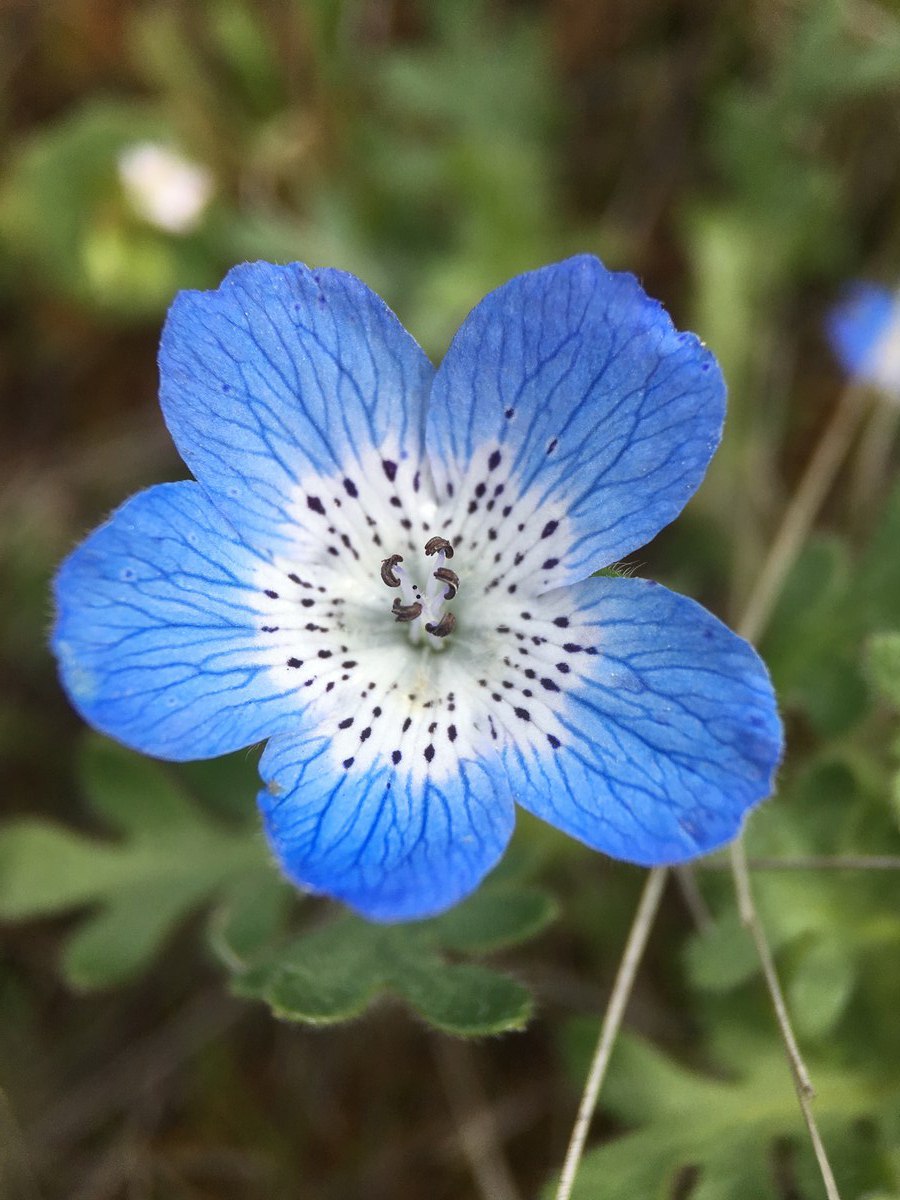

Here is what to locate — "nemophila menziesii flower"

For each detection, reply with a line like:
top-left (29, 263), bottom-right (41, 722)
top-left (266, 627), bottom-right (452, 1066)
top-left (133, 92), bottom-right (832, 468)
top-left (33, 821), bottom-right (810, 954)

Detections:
top-left (827, 281), bottom-right (900, 398)
top-left (53, 256), bottom-right (783, 921)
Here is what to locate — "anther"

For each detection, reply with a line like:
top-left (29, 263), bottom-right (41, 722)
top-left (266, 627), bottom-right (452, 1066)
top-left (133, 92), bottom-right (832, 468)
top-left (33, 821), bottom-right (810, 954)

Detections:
top-left (424, 536), bottom-right (454, 559)
top-left (392, 598), bottom-right (423, 623)
top-left (433, 566), bottom-right (459, 600)
top-left (380, 554), bottom-right (404, 587)
top-left (425, 612), bottom-right (456, 638)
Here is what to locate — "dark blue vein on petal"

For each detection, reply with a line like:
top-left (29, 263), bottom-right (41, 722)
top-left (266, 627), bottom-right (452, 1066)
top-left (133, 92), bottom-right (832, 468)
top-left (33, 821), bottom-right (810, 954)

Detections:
top-left (502, 575), bottom-right (783, 865)
top-left (258, 732), bottom-right (515, 922)
top-left (52, 481), bottom-right (332, 760)
top-left (159, 262), bottom-right (434, 553)
top-left (427, 256), bottom-right (725, 588)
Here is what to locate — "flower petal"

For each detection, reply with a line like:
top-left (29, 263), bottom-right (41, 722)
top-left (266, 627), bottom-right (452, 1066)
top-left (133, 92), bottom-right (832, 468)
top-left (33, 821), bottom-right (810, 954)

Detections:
top-left (159, 262), bottom-right (435, 554)
top-left (52, 482), bottom-right (329, 760)
top-left (426, 256), bottom-right (725, 588)
top-left (491, 576), bottom-right (782, 864)
top-left (258, 723), bottom-right (515, 923)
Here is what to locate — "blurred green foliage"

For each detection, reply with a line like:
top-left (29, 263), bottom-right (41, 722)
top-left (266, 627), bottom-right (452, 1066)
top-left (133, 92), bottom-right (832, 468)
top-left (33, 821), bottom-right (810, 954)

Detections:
top-left (553, 1029), bottom-right (900, 1199)
top-left (4, 1), bottom-right (900, 1197)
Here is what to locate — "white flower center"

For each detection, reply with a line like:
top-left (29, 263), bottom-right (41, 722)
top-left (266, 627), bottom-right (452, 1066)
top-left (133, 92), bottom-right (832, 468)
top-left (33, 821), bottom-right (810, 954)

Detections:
top-left (249, 441), bottom-right (583, 783)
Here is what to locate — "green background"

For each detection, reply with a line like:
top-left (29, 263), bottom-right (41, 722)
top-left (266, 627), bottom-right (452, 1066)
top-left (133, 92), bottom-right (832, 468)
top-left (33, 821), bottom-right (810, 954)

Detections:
top-left (2, 2), bottom-right (900, 1197)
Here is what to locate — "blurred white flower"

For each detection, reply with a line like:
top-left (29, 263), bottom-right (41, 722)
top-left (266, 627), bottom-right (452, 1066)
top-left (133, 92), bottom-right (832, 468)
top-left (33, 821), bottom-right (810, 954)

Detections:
top-left (118, 143), bottom-right (214, 235)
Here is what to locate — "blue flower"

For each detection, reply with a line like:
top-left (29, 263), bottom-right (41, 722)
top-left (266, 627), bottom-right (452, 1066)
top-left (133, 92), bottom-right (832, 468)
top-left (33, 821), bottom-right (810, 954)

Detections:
top-left (53, 256), bottom-right (783, 921)
top-left (827, 281), bottom-right (900, 396)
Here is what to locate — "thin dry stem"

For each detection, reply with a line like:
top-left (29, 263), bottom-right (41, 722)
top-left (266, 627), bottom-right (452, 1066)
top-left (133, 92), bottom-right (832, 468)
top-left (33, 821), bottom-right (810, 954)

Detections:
top-left (729, 840), bottom-right (841, 1199)
top-left (674, 864), bottom-right (714, 934)
top-left (554, 867), bottom-right (668, 1200)
top-left (739, 383), bottom-right (869, 645)
top-left (849, 398), bottom-right (900, 521)
top-left (720, 386), bottom-right (884, 1199)
top-left (730, 840), bottom-right (815, 1098)
top-left (556, 377), bottom-right (867, 1200)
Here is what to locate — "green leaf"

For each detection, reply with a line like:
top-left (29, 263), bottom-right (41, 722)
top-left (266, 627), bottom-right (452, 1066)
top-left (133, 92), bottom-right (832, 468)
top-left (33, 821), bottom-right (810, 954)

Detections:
top-left (763, 536), bottom-right (867, 733)
top-left (865, 632), bottom-right (900, 708)
top-left (220, 881), bottom-right (554, 1036)
top-left (684, 871), bottom-right (824, 995)
top-left (545, 1033), bottom-right (893, 1200)
top-left (209, 870), bottom-right (293, 969)
top-left (62, 883), bottom-right (197, 990)
top-left (788, 935), bottom-right (856, 1040)
top-left (235, 919), bottom-right (380, 1026)
top-left (398, 961), bottom-right (530, 1034)
top-left (79, 734), bottom-right (202, 837)
top-left (0, 735), bottom-right (272, 989)
top-left (428, 884), bottom-right (557, 953)
top-left (684, 911), bottom-right (759, 993)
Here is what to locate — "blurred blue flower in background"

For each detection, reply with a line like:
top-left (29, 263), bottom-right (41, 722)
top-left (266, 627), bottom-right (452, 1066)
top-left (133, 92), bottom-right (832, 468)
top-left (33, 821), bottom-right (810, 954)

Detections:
top-left (52, 256), bottom-right (782, 921)
top-left (827, 281), bottom-right (900, 397)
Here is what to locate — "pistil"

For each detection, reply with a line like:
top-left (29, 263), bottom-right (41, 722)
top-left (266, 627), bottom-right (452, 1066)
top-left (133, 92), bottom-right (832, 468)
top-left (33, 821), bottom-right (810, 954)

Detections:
top-left (380, 539), bottom-right (458, 647)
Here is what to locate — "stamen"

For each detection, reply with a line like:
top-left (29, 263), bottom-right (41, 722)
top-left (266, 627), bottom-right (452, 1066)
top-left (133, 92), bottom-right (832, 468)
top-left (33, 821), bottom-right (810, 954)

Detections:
top-left (433, 566), bottom-right (459, 600)
top-left (425, 613), bottom-right (456, 638)
top-left (424, 536), bottom-right (454, 559)
top-left (381, 554), bottom-right (404, 587)
top-left (393, 599), bottom-right (423, 623)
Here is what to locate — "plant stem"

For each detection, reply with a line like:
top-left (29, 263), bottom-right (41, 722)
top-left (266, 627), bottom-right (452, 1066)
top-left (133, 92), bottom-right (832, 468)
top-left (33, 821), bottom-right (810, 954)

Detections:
top-left (729, 839), bottom-right (841, 1199)
top-left (555, 380), bottom-right (871, 1199)
top-left (738, 382), bottom-right (869, 645)
top-left (553, 867), bottom-right (668, 1200)
top-left (724, 382), bottom-right (872, 1199)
